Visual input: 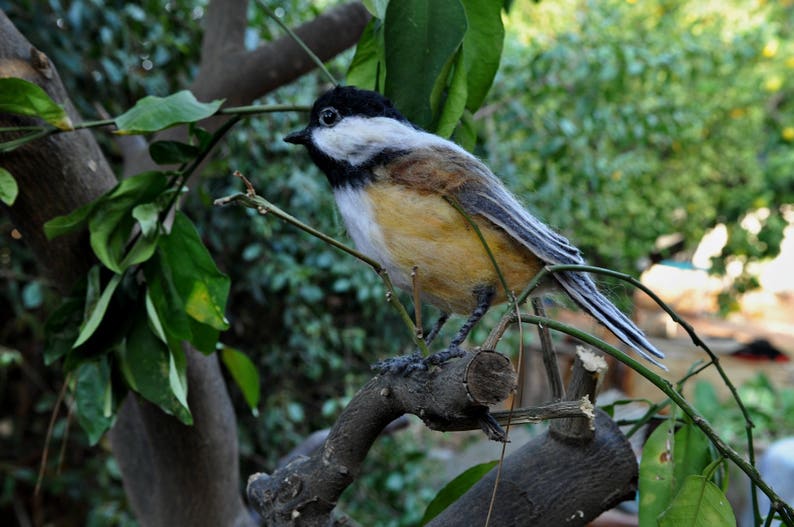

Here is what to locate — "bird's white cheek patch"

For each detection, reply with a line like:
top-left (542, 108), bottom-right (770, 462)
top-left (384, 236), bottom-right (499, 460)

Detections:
top-left (313, 120), bottom-right (380, 166)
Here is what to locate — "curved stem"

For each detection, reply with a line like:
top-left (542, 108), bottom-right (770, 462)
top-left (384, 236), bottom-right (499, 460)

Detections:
top-left (257, 0), bottom-right (339, 86)
top-left (515, 312), bottom-right (794, 525)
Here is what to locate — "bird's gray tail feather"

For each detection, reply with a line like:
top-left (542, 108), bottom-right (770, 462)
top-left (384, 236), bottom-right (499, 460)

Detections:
top-left (554, 271), bottom-right (666, 369)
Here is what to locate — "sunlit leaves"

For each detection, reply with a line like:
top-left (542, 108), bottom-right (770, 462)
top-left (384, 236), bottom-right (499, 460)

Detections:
top-left (459, 0), bottom-right (504, 112)
top-left (72, 266), bottom-right (122, 348)
top-left (156, 212), bottom-right (230, 333)
top-left (639, 417), bottom-right (727, 526)
top-left (117, 311), bottom-right (192, 424)
top-left (658, 475), bottom-right (737, 527)
top-left (347, 1), bottom-right (504, 140)
top-left (0, 77), bottom-right (72, 129)
top-left (639, 419), bottom-right (677, 525)
top-left (88, 171), bottom-right (168, 273)
top-left (346, 19), bottom-right (385, 91)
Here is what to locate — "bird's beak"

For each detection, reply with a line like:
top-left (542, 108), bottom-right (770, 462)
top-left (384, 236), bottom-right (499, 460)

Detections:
top-left (284, 128), bottom-right (310, 146)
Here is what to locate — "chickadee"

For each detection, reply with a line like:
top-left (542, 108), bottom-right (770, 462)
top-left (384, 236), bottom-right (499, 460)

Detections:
top-left (286, 86), bottom-right (664, 371)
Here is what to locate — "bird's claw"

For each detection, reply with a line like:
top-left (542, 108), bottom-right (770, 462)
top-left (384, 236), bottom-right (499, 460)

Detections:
top-left (372, 346), bottom-right (465, 376)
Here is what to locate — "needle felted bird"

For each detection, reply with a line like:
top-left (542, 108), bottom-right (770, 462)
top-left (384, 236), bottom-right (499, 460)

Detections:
top-left (285, 86), bottom-right (664, 372)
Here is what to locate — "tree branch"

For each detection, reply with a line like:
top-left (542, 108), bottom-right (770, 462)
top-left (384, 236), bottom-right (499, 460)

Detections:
top-left (191, 1), bottom-right (370, 105)
top-left (247, 350), bottom-right (520, 526)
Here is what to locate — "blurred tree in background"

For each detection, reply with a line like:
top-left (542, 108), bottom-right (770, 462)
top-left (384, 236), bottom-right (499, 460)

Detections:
top-left (1, 0), bottom-right (794, 524)
top-left (484, 0), bottom-right (794, 302)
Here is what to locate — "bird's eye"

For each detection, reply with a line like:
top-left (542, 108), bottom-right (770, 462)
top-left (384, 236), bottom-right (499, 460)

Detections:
top-left (318, 107), bottom-right (341, 127)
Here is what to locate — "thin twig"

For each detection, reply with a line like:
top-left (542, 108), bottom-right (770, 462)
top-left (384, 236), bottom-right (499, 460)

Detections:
top-left (531, 298), bottom-right (564, 400)
top-left (411, 266), bottom-right (423, 340)
top-left (35, 375), bottom-right (70, 496)
top-left (215, 181), bottom-right (429, 355)
top-left (257, 0), bottom-right (339, 86)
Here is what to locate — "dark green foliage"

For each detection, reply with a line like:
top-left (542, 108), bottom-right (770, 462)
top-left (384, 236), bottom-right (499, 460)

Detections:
top-left (3, 0), bottom-right (794, 524)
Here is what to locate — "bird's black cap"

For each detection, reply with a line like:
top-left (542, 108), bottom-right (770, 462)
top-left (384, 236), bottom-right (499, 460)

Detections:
top-left (309, 86), bottom-right (407, 122)
top-left (284, 86), bottom-right (408, 145)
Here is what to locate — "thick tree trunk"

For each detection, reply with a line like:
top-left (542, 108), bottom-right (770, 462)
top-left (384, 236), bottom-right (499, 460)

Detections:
top-left (0, 9), bottom-right (254, 527)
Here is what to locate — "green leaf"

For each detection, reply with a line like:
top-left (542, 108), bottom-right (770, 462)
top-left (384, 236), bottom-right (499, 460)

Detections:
top-left (673, 421), bottom-right (712, 491)
top-left (0, 167), bottom-right (18, 205)
top-left (117, 310), bottom-right (192, 424)
top-left (149, 140), bottom-right (200, 165)
top-left (43, 198), bottom-right (102, 240)
top-left (158, 212), bottom-right (230, 331)
top-left (114, 91), bottom-right (223, 134)
top-left (0, 78), bottom-right (72, 129)
top-left (144, 255), bottom-right (193, 347)
top-left (119, 231), bottom-right (160, 269)
top-left (362, 0), bottom-right (388, 18)
top-left (188, 318), bottom-right (220, 355)
top-left (73, 268), bottom-right (122, 349)
top-left (434, 49), bottom-right (468, 137)
top-left (74, 358), bottom-right (114, 445)
top-left (132, 202), bottom-right (161, 238)
top-left (639, 419), bottom-right (677, 526)
top-left (452, 110), bottom-right (478, 152)
top-left (460, 0), bottom-right (504, 111)
top-left (89, 171), bottom-right (168, 273)
top-left (420, 460), bottom-right (498, 525)
top-left (168, 345), bottom-right (189, 411)
top-left (346, 19), bottom-right (385, 91)
top-left (220, 346), bottom-right (260, 412)
top-left (44, 295), bottom-right (84, 365)
top-left (658, 475), bottom-right (736, 527)
top-left (384, 0), bottom-right (468, 127)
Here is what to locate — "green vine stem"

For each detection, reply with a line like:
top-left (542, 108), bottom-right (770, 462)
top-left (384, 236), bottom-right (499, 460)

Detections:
top-left (512, 312), bottom-right (793, 525)
top-left (503, 262), bottom-right (762, 520)
top-left (257, 0), bottom-right (339, 86)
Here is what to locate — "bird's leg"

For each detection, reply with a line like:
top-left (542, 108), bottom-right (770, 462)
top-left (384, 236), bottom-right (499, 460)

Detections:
top-left (425, 287), bottom-right (495, 366)
top-left (371, 313), bottom-right (449, 375)
top-left (372, 289), bottom-right (493, 375)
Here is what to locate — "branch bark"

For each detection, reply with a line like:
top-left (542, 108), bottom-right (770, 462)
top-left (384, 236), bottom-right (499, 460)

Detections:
top-left (246, 349), bottom-right (629, 526)
top-left (247, 350), bottom-right (520, 526)
top-left (428, 348), bottom-right (634, 527)
top-left (0, 12), bottom-right (116, 286)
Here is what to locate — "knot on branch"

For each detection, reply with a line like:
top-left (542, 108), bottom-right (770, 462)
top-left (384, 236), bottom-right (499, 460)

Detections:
top-left (381, 349), bottom-right (516, 440)
top-left (246, 349), bottom-right (517, 525)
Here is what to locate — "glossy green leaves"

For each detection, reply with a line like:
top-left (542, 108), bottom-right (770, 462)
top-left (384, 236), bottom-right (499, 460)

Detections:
top-left (383, 0), bottom-right (468, 129)
top-left (0, 77), bottom-right (72, 130)
top-left (347, 0), bottom-right (504, 138)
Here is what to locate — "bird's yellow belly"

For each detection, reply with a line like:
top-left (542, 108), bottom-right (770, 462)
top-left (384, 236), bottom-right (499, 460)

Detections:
top-left (366, 184), bottom-right (543, 314)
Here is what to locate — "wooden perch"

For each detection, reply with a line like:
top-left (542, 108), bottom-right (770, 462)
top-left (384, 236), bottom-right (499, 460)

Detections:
top-left (247, 350), bottom-right (521, 525)
top-left (246, 347), bottom-right (627, 526)
top-left (427, 347), bottom-right (635, 527)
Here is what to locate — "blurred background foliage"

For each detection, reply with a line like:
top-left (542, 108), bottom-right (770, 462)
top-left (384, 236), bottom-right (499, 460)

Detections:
top-left (2, 0), bottom-right (794, 524)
